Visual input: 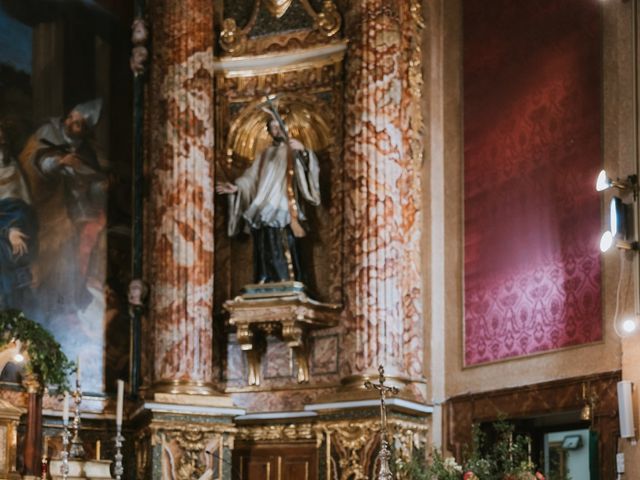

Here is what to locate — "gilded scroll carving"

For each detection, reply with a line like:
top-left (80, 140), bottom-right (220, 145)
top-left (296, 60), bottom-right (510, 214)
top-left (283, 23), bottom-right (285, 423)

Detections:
top-left (134, 427), bottom-right (151, 480)
top-left (219, 0), bottom-right (341, 56)
top-left (315, 418), bottom-right (429, 480)
top-left (237, 423), bottom-right (315, 442)
top-left (150, 423), bottom-right (235, 480)
top-left (301, 0), bottom-right (342, 37)
top-left (220, 18), bottom-right (248, 55)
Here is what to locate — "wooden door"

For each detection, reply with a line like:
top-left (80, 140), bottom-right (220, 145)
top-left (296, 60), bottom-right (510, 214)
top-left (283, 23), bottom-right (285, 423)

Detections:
top-left (233, 442), bottom-right (317, 480)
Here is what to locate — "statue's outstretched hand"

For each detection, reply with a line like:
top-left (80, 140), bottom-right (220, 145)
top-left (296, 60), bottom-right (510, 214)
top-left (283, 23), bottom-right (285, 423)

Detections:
top-left (215, 182), bottom-right (238, 194)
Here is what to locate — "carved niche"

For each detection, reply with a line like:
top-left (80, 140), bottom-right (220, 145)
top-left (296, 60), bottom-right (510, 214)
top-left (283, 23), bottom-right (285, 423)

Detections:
top-left (214, 0), bottom-right (345, 389)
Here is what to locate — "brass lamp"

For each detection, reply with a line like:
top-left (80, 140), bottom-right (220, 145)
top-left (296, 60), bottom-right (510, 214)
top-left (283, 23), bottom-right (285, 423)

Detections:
top-left (580, 383), bottom-right (598, 424)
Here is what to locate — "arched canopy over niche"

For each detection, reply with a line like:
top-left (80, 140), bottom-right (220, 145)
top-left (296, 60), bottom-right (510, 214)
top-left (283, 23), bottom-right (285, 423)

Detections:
top-left (217, 92), bottom-right (340, 303)
top-left (224, 94), bottom-right (334, 168)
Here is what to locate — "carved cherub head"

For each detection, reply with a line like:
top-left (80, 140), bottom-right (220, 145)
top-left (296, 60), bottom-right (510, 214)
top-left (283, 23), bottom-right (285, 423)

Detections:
top-left (131, 18), bottom-right (148, 44)
top-left (130, 46), bottom-right (149, 76)
top-left (128, 279), bottom-right (149, 307)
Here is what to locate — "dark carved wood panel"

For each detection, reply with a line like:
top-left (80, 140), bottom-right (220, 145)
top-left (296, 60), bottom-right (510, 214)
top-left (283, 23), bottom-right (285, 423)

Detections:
top-left (446, 371), bottom-right (620, 480)
top-left (234, 442), bottom-right (317, 480)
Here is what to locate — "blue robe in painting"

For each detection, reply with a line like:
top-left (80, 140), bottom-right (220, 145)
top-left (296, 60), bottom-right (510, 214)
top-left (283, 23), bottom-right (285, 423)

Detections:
top-left (0, 198), bottom-right (37, 310)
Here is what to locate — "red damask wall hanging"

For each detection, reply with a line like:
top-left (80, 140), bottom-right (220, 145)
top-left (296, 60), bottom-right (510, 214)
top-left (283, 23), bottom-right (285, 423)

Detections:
top-left (464, 0), bottom-right (603, 365)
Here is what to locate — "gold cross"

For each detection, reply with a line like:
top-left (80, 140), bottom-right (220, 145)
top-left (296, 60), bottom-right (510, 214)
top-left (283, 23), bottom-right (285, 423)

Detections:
top-left (364, 365), bottom-right (399, 434)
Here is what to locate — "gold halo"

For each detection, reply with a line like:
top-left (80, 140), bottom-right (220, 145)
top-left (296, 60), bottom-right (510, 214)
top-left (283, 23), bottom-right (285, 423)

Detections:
top-left (226, 94), bottom-right (334, 166)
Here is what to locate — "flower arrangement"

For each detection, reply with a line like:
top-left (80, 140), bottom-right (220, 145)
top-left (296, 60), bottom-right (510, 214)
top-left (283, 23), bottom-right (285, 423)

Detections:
top-left (396, 421), bottom-right (547, 480)
top-left (0, 309), bottom-right (74, 393)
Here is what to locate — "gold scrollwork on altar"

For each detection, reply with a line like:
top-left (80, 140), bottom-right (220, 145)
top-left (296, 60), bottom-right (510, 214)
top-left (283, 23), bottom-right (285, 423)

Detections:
top-left (310, 0), bottom-right (341, 37)
top-left (135, 427), bottom-right (151, 480)
top-left (220, 18), bottom-right (247, 55)
top-left (150, 423), bottom-right (235, 480)
top-left (219, 0), bottom-right (342, 56)
top-left (237, 423), bottom-right (315, 442)
top-left (314, 418), bottom-right (429, 480)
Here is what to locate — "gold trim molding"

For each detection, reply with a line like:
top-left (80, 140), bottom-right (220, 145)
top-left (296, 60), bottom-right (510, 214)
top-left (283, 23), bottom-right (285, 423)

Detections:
top-left (236, 422), bottom-right (316, 442)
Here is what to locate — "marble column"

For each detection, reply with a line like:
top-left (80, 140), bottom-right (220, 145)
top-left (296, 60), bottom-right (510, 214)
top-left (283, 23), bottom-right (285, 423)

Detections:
top-left (147, 0), bottom-right (216, 394)
top-left (341, 0), bottom-right (425, 395)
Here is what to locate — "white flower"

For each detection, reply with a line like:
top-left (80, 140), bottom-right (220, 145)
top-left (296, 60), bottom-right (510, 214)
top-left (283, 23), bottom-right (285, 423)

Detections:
top-left (444, 457), bottom-right (463, 472)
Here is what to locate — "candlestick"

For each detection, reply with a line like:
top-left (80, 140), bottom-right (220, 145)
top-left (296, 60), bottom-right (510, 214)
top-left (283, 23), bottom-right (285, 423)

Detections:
top-left (62, 392), bottom-right (69, 426)
top-left (69, 375), bottom-right (85, 459)
top-left (116, 379), bottom-right (124, 427)
top-left (60, 424), bottom-right (71, 480)
top-left (41, 436), bottom-right (49, 480)
top-left (96, 440), bottom-right (101, 460)
top-left (41, 454), bottom-right (48, 480)
top-left (114, 427), bottom-right (124, 480)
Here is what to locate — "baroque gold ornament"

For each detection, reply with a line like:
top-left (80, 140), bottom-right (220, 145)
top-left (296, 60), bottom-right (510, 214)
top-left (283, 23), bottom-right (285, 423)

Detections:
top-left (220, 18), bottom-right (248, 55)
top-left (265, 0), bottom-right (294, 18)
top-left (314, 0), bottom-right (342, 37)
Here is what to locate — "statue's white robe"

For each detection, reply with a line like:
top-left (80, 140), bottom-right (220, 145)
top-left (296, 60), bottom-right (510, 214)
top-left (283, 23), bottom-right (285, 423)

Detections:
top-left (227, 142), bottom-right (320, 236)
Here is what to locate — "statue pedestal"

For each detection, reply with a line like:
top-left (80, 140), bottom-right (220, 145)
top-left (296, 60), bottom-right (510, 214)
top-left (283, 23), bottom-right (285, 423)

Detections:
top-left (223, 282), bottom-right (339, 385)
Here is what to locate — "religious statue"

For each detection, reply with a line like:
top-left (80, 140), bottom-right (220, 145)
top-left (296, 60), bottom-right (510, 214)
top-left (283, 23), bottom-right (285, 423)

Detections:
top-left (216, 100), bottom-right (321, 285)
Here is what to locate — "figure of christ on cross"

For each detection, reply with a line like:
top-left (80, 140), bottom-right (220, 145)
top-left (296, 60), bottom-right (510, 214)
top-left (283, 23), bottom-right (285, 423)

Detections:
top-left (365, 365), bottom-right (399, 480)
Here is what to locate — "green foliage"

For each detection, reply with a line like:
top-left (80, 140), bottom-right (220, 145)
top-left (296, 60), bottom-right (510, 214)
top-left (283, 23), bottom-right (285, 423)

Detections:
top-left (397, 450), bottom-right (463, 480)
top-left (396, 421), bottom-right (546, 480)
top-left (0, 309), bottom-right (74, 393)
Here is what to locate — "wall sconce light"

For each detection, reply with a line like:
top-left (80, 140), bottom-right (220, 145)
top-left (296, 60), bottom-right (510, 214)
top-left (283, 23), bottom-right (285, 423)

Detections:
top-left (599, 197), bottom-right (638, 252)
top-left (618, 381), bottom-right (636, 439)
top-left (623, 318), bottom-right (638, 334)
top-left (596, 169), bottom-right (638, 193)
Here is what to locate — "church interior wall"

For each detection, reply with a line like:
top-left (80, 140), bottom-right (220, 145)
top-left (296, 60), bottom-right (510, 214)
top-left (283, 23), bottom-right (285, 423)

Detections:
top-left (2, 0), bottom-right (640, 477)
top-left (429, 0), bottom-right (624, 403)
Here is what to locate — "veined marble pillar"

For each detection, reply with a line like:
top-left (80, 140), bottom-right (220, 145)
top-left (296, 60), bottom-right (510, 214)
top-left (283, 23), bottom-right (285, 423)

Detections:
top-left (342, 0), bottom-right (425, 395)
top-left (147, 0), bottom-right (216, 394)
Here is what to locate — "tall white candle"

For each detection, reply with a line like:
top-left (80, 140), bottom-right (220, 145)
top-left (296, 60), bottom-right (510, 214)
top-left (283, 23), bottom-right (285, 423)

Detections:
top-left (62, 392), bottom-right (69, 425)
top-left (116, 379), bottom-right (124, 427)
top-left (76, 356), bottom-right (81, 385)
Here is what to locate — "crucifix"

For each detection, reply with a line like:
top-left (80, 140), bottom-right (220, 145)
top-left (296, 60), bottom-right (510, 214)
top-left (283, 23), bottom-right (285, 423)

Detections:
top-left (365, 365), bottom-right (399, 480)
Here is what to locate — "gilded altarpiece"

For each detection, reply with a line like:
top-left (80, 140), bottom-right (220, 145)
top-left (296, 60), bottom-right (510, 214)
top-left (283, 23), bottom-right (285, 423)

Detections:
top-left (213, 1), bottom-right (430, 479)
top-left (214, 0), bottom-right (346, 406)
